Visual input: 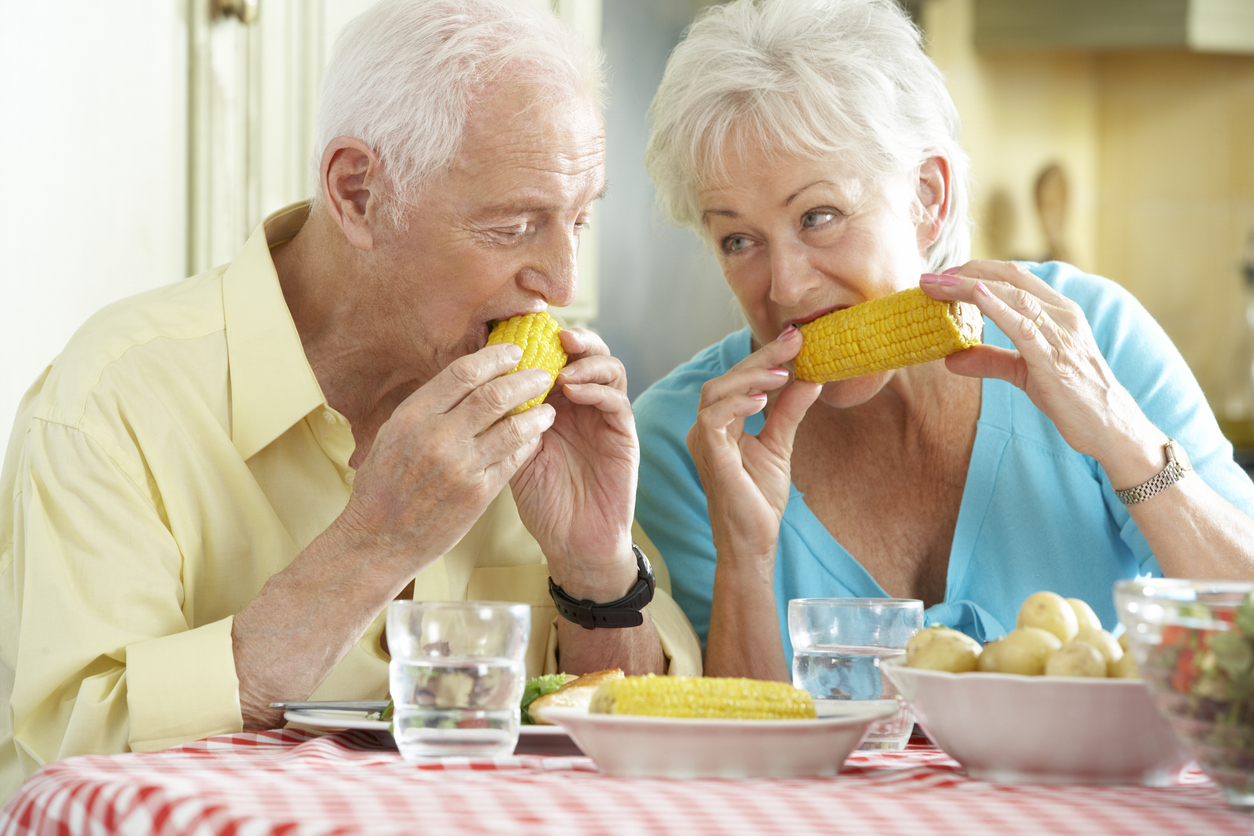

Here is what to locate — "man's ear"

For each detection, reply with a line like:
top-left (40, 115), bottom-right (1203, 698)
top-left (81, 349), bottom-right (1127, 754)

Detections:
top-left (915, 155), bottom-right (951, 251)
top-left (319, 137), bottom-right (381, 252)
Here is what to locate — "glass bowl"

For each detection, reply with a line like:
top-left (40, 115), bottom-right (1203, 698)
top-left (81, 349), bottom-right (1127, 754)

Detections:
top-left (1115, 578), bottom-right (1254, 810)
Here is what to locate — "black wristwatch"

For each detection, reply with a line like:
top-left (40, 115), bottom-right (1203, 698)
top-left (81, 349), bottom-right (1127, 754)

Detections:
top-left (549, 543), bottom-right (656, 629)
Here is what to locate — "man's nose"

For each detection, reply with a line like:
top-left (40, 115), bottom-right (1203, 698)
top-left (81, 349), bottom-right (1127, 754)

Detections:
top-left (521, 226), bottom-right (579, 307)
top-left (768, 241), bottom-right (820, 308)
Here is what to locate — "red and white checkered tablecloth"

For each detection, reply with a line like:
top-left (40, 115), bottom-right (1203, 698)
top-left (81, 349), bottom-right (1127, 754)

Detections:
top-left (0, 729), bottom-right (1247, 836)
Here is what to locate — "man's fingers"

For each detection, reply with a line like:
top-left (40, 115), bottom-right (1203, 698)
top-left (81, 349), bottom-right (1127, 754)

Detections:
top-left (475, 403), bottom-right (556, 465)
top-left (558, 327), bottom-right (609, 359)
top-left (556, 352), bottom-right (627, 392)
top-left (419, 343), bottom-right (525, 414)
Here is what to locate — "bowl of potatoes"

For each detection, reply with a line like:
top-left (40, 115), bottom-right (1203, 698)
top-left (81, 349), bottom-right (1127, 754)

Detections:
top-left (880, 591), bottom-right (1189, 786)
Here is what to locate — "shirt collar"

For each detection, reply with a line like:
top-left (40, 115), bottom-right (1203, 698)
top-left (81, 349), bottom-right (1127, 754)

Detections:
top-left (222, 201), bottom-right (327, 461)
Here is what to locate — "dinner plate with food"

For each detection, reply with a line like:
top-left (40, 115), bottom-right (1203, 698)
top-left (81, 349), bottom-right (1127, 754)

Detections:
top-left (535, 673), bottom-right (896, 778)
top-left (276, 670), bottom-right (602, 757)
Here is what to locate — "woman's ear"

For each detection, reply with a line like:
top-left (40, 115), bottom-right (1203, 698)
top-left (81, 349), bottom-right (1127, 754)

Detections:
top-left (319, 137), bottom-right (381, 252)
top-left (915, 155), bottom-right (951, 251)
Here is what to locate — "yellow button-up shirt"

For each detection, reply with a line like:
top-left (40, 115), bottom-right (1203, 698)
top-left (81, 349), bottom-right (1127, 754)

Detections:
top-left (0, 202), bottom-right (701, 803)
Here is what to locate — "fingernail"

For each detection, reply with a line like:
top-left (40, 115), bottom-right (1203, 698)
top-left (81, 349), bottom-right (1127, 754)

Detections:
top-left (768, 367), bottom-right (791, 376)
top-left (921, 273), bottom-right (961, 287)
top-left (778, 325), bottom-right (799, 340)
top-left (749, 393), bottom-right (768, 402)
top-left (942, 266), bottom-right (963, 275)
top-left (976, 281), bottom-right (993, 298)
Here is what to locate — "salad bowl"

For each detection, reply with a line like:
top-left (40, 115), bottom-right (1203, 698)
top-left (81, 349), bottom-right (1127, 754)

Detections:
top-left (1115, 578), bottom-right (1254, 810)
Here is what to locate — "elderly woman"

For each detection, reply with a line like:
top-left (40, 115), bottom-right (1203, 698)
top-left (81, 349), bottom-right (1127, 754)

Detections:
top-left (633, 0), bottom-right (1254, 681)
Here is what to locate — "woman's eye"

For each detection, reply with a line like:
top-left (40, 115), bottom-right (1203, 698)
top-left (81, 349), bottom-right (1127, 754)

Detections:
top-left (801, 210), bottom-right (837, 229)
top-left (721, 235), bottom-right (751, 254)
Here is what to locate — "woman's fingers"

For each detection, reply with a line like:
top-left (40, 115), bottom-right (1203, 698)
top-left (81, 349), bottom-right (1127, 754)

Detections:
top-left (758, 379), bottom-right (822, 457)
top-left (698, 327), bottom-right (803, 408)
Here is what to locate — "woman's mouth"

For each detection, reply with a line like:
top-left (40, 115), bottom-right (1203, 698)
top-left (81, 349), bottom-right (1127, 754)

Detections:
top-left (787, 305), bottom-right (848, 328)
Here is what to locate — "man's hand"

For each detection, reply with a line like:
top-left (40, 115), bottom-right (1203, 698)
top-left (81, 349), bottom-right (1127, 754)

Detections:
top-left (339, 342), bottom-right (558, 573)
top-left (509, 328), bottom-right (639, 603)
top-left (233, 342), bottom-right (557, 730)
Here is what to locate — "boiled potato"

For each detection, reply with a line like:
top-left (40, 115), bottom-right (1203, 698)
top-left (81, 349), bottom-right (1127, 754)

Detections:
top-left (1045, 640), bottom-right (1107, 677)
top-left (1066, 598), bottom-right (1102, 632)
top-left (906, 626), bottom-right (983, 672)
top-left (977, 627), bottom-right (1062, 676)
top-left (1017, 591), bottom-right (1079, 643)
top-left (1074, 626), bottom-right (1123, 674)
top-left (1110, 652), bottom-right (1141, 679)
top-left (1117, 631), bottom-right (1132, 653)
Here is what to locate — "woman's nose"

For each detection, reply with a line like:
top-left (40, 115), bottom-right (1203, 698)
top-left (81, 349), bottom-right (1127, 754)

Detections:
top-left (768, 241), bottom-right (820, 307)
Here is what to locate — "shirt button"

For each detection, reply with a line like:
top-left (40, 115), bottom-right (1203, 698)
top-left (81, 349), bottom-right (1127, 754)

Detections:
top-left (345, 472), bottom-right (355, 485)
top-left (323, 411), bottom-right (337, 425)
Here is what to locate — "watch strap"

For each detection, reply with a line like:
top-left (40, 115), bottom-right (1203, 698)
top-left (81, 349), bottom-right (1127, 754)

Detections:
top-left (549, 543), bottom-right (656, 629)
top-left (1114, 439), bottom-right (1191, 506)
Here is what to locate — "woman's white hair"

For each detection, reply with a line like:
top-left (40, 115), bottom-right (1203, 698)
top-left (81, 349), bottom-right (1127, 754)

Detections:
top-left (314, 0), bottom-right (603, 225)
top-left (645, 0), bottom-right (971, 271)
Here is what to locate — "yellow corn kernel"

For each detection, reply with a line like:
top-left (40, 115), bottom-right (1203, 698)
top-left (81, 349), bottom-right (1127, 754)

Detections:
top-left (793, 287), bottom-right (982, 383)
top-left (588, 674), bottom-right (816, 720)
top-left (486, 311), bottom-right (568, 415)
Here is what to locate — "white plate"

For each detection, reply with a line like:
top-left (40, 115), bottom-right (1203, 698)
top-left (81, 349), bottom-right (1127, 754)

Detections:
top-left (535, 702), bottom-right (897, 778)
top-left (881, 657), bottom-right (1190, 785)
top-left (283, 709), bottom-right (580, 754)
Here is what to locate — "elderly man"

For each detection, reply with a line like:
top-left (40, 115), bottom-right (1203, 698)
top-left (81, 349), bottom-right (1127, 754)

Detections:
top-left (0, 0), bottom-right (699, 802)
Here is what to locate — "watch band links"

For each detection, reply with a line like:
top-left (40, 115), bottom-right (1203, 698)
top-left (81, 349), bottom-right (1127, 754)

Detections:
top-left (1114, 440), bottom-right (1189, 506)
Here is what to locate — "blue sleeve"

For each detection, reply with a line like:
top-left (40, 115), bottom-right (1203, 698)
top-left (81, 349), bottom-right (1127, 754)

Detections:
top-left (633, 358), bottom-right (722, 651)
top-left (1040, 264), bottom-right (1254, 571)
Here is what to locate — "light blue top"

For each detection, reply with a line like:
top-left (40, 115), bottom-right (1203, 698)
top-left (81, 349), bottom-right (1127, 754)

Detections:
top-left (634, 263), bottom-right (1254, 664)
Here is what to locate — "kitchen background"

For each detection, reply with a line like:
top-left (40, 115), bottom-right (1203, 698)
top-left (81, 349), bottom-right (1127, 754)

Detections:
top-left (3, 0), bottom-right (1254, 465)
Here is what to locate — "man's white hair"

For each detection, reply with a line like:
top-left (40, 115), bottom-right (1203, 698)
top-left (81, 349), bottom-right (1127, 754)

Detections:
top-left (645, 0), bottom-right (971, 271)
top-left (314, 0), bottom-right (603, 224)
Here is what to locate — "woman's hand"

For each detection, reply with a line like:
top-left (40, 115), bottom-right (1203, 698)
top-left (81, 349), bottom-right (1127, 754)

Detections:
top-left (687, 327), bottom-right (822, 564)
top-left (922, 260), bottom-right (1254, 582)
top-left (921, 261), bottom-right (1164, 486)
top-left (688, 327), bottom-right (821, 682)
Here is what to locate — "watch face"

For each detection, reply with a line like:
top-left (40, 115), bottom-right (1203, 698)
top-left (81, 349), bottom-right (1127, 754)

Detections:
top-left (1168, 440), bottom-right (1192, 471)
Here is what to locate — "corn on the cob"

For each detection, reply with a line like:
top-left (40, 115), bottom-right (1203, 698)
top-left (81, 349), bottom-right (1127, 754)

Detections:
top-left (793, 287), bottom-right (982, 383)
top-left (486, 311), bottom-right (568, 415)
top-left (588, 674), bottom-right (816, 720)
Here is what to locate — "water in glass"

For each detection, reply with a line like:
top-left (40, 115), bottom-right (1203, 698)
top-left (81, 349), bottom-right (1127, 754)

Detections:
top-left (792, 644), bottom-right (911, 750)
top-left (390, 655), bottom-right (525, 759)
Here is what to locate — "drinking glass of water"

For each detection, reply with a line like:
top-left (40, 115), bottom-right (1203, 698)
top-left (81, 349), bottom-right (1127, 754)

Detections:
top-left (788, 597), bottom-right (923, 751)
top-left (386, 600), bottom-right (530, 760)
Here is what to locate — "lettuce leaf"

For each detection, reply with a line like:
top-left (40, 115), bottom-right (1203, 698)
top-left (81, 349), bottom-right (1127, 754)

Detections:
top-left (520, 673), bottom-right (575, 724)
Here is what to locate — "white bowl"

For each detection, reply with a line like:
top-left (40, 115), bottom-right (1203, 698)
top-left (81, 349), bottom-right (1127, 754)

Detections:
top-left (536, 701), bottom-right (896, 778)
top-left (881, 657), bottom-right (1190, 785)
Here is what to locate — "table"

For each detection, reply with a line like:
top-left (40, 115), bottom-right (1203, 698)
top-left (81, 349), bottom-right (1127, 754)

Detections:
top-left (0, 729), bottom-right (1247, 836)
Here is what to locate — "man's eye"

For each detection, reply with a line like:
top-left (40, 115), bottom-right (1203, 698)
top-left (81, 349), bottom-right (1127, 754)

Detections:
top-left (721, 235), bottom-right (750, 254)
top-left (801, 210), bottom-right (837, 228)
